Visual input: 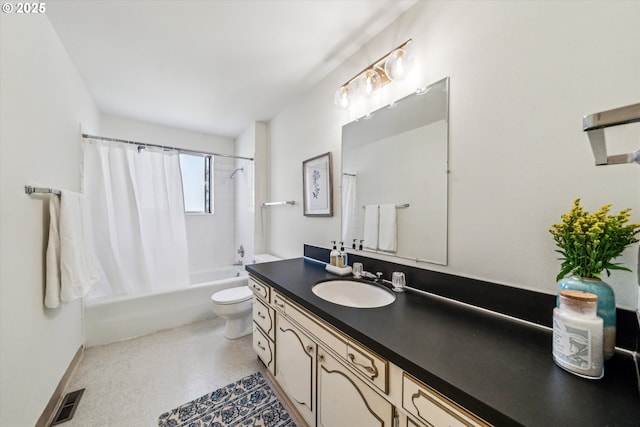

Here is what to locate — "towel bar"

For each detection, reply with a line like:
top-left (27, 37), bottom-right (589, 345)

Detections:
top-left (25, 185), bottom-right (61, 195)
top-left (361, 204), bottom-right (409, 209)
top-left (583, 103), bottom-right (640, 166)
top-left (262, 201), bottom-right (295, 207)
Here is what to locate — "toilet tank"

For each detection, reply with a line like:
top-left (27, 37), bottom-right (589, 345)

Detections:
top-left (253, 253), bottom-right (281, 264)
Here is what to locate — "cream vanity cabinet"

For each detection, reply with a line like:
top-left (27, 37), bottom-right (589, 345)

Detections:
top-left (249, 276), bottom-right (489, 427)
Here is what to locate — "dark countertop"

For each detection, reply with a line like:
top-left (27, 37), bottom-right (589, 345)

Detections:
top-left (247, 258), bottom-right (640, 427)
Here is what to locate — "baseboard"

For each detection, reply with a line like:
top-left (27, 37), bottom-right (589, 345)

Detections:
top-left (36, 345), bottom-right (84, 427)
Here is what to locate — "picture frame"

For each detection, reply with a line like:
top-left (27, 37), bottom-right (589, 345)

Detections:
top-left (302, 152), bottom-right (333, 217)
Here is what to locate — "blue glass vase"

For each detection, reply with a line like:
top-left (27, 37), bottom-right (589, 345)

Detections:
top-left (557, 275), bottom-right (616, 360)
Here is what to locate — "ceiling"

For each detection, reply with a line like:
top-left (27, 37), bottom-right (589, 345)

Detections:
top-left (46, 0), bottom-right (417, 138)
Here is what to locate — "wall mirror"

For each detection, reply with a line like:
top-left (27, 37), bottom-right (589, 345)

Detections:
top-left (341, 77), bottom-right (449, 265)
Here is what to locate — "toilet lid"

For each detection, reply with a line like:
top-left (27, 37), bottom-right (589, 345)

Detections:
top-left (211, 286), bottom-right (253, 305)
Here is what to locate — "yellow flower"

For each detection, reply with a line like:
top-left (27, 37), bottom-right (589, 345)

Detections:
top-left (550, 198), bottom-right (640, 280)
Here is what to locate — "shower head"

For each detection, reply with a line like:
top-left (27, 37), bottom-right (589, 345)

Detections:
top-left (230, 167), bottom-right (244, 179)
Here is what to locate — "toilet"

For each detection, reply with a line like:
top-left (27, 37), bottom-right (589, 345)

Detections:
top-left (210, 253), bottom-right (280, 339)
top-left (210, 286), bottom-right (253, 339)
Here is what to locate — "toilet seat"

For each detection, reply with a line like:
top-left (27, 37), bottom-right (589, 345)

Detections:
top-left (211, 286), bottom-right (253, 305)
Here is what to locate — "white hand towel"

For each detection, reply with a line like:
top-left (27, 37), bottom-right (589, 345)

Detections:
top-left (362, 205), bottom-right (379, 250)
top-left (45, 191), bottom-right (99, 308)
top-left (45, 195), bottom-right (62, 308)
top-left (378, 204), bottom-right (397, 253)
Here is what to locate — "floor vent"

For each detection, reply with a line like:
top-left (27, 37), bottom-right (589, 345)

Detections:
top-left (50, 388), bottom-right (85, 426)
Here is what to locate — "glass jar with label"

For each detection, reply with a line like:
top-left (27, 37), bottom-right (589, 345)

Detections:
top-left (552, 290), bottom-right (604, 379)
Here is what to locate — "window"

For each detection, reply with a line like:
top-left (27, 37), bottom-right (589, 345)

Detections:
top-left (179, 154), bottom-right (212, 213)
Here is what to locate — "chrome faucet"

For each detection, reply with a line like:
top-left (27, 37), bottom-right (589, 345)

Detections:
top-left (361, 271), bottom-right (388, 286)
top-left (360, 271), bottom-right (379, 281)
top-left (361, 270), bottom-right (406, 292)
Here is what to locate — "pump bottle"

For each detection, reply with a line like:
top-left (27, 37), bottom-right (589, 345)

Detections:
top-left (338, 242), bottom-right (347, 267)
top-left (330, 241), bottom-right (338, 266)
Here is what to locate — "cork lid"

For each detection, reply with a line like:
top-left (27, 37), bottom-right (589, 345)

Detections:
top-left (559, 289), bottom-right (598, 302)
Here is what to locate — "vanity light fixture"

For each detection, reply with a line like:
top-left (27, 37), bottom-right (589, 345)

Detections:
top-left (334, 39), bottom-right (414, 110)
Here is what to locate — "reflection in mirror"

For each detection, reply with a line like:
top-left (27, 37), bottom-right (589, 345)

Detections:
top-left (341, 77), bottom-right (449, 265)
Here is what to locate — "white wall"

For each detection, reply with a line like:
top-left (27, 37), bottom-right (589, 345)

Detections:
top-left (0, 15), bottom-right (100, 426)
top-left (267, 1), bottom-right (640, 308)
top-left (234, 122), bottom-right (269, 264)
top-left (100, 113), bottom-right (234, 154)
top-left (100, 114), bottom-right (237, 273)
top-left (253, 122), bottom-right (270, 257)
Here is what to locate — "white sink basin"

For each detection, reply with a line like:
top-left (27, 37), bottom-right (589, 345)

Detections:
top-left (311, 280), bottom-right (396, 308)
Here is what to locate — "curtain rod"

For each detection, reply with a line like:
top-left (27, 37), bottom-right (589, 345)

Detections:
top-left (82, 133), bottom-right (254, 161)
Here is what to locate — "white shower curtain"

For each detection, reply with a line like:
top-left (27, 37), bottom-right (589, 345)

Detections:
top-left (82, 139), bottom-right (190, 298)
top-left (341, 174), bottom-right (358, 244)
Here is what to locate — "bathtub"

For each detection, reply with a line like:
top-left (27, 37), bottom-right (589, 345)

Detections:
top-left (84, 267), bottom-right (248, 347)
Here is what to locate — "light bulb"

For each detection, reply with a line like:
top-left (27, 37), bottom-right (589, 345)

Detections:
top-left (333, 86), bottom-right (350, 109)
top-left (358, 69), bottom-right (381, 97)
top-left (384, 47), bottom-right (414, 81)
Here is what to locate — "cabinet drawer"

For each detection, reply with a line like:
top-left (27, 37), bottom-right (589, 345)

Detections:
top-left (249, 277), bottom-right (270, 302)
top-left (253, 324), bottom-right (274, 375)
top-left (272, 291), bottom-right (287, 314)
top-left (253, 296), bottom-right (275, 340)
top-left (402, 373), bottom-right (489, 427)
top-left (346, 341), bottom-right (388, 394)
top-left (283, 297), bottom-right (348, 359)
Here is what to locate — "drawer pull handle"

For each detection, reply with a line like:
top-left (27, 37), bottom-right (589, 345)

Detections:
top-left (348, 353), bottom-right (379, 379)
top-left (257, 342), bottom-right (266, 351)
top-left (257, 311), bottom-right (266, 319)
top-left (318, 354), bottom-right (324, 362)
top-left (275, 300), bottom-right (285, 308)
top-left (306, 345), bottom-right (314, 354)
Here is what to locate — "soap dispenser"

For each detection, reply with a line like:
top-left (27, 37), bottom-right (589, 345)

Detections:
top-left (338, 242), bottom-right (347, 268)
top-left (330, 241), bottom-right (338, 266)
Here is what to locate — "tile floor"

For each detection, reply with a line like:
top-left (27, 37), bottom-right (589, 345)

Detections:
top-left (61, 318), bottom-right (264, 426)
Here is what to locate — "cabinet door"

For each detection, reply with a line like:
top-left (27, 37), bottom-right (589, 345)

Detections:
top-left (275, 315), bottom-right (316, 426)
top-left (317, 348), bottom-right (394, 427)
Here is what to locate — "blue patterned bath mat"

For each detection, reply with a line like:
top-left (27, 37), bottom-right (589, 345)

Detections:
top-left (158, 371), bottom-right (296, 427)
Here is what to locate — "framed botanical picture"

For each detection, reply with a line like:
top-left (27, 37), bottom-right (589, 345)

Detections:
top-left (302, 152), bottom-right (333, 216)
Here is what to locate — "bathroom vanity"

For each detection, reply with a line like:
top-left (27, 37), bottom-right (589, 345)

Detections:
top-left (251, 273), bottom-right (485, 426)
top-left (247, 256), bottom-right (640, 427)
